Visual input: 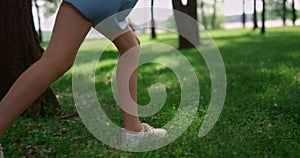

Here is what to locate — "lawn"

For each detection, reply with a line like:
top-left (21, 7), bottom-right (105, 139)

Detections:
top-left (1, 27), bottom-right (300, 157)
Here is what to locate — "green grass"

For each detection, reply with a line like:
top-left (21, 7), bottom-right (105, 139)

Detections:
top-left (2, 27), bottom-right (300, 157)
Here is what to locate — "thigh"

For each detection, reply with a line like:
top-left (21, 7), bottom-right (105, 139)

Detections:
top-left (43, 2), bottom-right (92, 61)
top-left (96, 27), bottom-right (139, 54)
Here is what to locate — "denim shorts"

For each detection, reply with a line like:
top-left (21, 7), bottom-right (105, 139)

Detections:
top-left (64, 0), bottom-right (138, 32)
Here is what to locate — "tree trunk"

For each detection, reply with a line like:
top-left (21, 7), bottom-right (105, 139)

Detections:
top-left (261, 0), bottom-right (266, 34)
top-left (211, 0), bottom-right (217, 29)
top-left (0, 0), bottom-right (61, 119)
top-left (242, 0), bottom-right (246, 28)
top-left (292, 0), bottom-right (297, 26)
top-left (200, 1), bottom-right (208, 30)
top-left (172, 0), bottom-right (200, 48)
top-left (282, 0), bottom-right (287, 26)
top-left (151, 0), bottom-right (157, 39)
top-left (253, 0), bottom-right (258, 30)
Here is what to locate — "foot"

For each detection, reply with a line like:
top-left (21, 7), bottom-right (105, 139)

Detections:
top-left (0, 144), bottom-right (4, 158)
top-left (122, 123), bottom-right (167, 148)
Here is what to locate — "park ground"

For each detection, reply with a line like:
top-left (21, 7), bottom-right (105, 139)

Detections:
top-left (1, 27), bottom-right (300, 157)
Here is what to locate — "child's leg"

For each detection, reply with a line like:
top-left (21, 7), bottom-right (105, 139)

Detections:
top-left (109, 30), bottom-right (168, 141)
top-left (113, 30), bottom-right (142, 132)
top-left (97, 28), bottom-right (142, 132)
top-left (0, 2), bottom-right (92, 137)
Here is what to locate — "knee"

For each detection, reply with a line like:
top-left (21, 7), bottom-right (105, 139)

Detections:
top-left (131, 36), bottom-right (140, 52)
top-left (40, 51), bottom-right (75, 75)
top-left (113, 31), bottom-right (140, 55)
top-left (121, 38), bottom-right (140, 58)
top-left (134, 35), bottom-right (141, 46)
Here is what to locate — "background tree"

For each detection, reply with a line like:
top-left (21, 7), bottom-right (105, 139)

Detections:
top-left (261, 0), bottom-right (266, 34)
top-left (200, 1), bottom-right (208, 30)
top-left (33, 0), bottom-right (43, 42)
top-left (253, 0), bottom-right (258, 30)
top-left (211, 0), bottom-right (217, 29)
top-left (33, 0), bottom-right (59, 42)
top-left (151, 0), bottom-right (157, 39)
top-left (172, 0), bottom-right (199, 48)
top-left (282, 0), bottom-right (287, 26)
top-left (292, 0), bottom-right (297, 26)
top-left (242, 0), bottom-right (246, 28)
top-left (0, 0), bottom-right (60, 118)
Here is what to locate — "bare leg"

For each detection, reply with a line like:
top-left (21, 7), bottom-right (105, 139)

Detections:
top-left (97, 28), bottom-right (142, 132)
top-left (114, 30), bottom-right (142, 132)
top-left (0, 2), bottom-right (92, 137)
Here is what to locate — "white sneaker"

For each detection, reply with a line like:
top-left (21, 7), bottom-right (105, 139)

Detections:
top-left (122, 123), bottom-right (167, 148)
top-left (0, 144), bottom-right (4, 158)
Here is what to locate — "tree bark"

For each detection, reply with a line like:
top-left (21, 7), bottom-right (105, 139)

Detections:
top-left (0, 0), bottom-right (61, 118)
top-left (253, 0), bottom-right (258, 30)
top-left (261, 0), bottom-right (266, 34)
top-left (151, 0), bottom-right (157, 39)
top-left (172, 0), bottom-right (200, 48)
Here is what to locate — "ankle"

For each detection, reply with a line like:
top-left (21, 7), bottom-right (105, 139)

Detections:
top-left (124, 124), bottom-right (142, 133)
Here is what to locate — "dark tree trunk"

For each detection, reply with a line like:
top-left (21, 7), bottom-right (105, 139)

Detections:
top-left (261, 0), bottom-right (266, 34)
top-left (242, 0), bottom-right (246, 28)
top-left (292, 0), bottom-right (297, 26)
top-left (151, 0), bottom-right (157, 39)
top-left (172, 0), bottom-right (199, 48)
top-left (200, 1), bottom-right (208, 30)
top-left (283, 0), bottom-right (287, 26)
top-left (253, 0), bottom-right (258, 30)
top-left (0, 0), bottom-right (61, 118)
